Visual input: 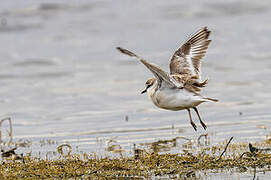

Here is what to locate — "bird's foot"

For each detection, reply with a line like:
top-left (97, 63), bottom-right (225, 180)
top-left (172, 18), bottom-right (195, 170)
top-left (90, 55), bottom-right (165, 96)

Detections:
top-left (191, 121), bottom-right (197, 131)
top-left (200, 120), bottom-right (207, 130)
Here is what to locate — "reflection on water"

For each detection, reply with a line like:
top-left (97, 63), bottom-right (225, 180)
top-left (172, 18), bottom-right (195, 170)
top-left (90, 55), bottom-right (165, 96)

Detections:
top-left (0, 0), bottom-right (271, 178)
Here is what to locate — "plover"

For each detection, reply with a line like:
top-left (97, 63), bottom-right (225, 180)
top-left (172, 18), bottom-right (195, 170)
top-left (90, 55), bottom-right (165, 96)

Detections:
top-left (117, 27), bottom-right (218, 131)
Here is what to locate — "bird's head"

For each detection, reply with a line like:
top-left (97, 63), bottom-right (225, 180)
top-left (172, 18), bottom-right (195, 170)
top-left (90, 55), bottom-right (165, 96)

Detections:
top-left (141, 78), bottom-right (156, 94)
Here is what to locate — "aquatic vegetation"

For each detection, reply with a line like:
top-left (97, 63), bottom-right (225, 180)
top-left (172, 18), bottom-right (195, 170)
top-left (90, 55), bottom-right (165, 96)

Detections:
top-left (0, 117), bottom-right (12, 145)
top-left (0, 137), bottom-right (271, 179)
top-left (1, 117), bottom-right (271, 178)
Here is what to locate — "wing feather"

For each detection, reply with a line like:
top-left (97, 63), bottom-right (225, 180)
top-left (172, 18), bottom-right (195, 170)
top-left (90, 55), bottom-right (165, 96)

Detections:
top-left (170, 27), bottom-right (211, 79)
top-left (116, 47), bottom-right (183, 89)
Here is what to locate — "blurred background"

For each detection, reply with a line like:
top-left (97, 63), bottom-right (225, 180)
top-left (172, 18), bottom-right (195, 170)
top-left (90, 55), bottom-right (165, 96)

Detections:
top-left (0, 0), bottom-right (270, 167)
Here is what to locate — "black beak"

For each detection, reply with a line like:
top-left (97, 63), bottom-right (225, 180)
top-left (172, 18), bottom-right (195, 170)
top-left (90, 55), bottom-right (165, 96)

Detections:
top-left (141, 88), bottom-right (147, 94)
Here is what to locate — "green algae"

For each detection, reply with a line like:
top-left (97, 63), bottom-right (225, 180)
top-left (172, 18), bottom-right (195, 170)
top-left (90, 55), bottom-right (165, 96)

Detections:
top-left (1, 138), bottom-right (271, 179)
top-left (1, 117), bottom-right (271, 179)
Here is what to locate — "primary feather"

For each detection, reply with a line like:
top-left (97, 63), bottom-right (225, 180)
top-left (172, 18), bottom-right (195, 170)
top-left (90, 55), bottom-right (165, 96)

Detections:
top-left (170, 27), bottom-right (211, 80)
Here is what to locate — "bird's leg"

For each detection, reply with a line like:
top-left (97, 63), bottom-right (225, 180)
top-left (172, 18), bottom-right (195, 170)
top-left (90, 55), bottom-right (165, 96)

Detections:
top-left (187, 108), bottom-right (197, 131)
top-left (193, 107), bottom-right (207, 130)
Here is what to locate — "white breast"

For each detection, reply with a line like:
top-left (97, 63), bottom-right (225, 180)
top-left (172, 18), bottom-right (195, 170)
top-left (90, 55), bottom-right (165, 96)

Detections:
top-left (148, 87), bottom-right (204, 111)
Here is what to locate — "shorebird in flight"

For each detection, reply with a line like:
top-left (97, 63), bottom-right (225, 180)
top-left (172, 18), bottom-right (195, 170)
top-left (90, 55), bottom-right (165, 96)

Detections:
top-left (117, 27), bottom-right (218, 131)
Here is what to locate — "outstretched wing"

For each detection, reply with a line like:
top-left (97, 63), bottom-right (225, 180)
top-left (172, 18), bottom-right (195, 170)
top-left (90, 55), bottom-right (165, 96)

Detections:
top-left (169, 27), bottom-right (211, 79)
top-left (116, 47), bottom-right (183, 89)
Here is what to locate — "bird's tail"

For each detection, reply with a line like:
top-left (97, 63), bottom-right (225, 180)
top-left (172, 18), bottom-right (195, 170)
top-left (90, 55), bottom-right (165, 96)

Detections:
top-left (203, 97), bottom-right (219, 102)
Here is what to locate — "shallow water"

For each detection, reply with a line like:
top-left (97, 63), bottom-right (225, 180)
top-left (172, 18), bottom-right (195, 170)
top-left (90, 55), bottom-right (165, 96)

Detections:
top-left (0, 0), bottom-right (271, 179)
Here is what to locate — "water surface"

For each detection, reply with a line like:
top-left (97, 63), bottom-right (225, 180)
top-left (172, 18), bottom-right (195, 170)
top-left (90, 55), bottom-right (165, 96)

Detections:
top-left (0, 1), bottom-right (271, 179)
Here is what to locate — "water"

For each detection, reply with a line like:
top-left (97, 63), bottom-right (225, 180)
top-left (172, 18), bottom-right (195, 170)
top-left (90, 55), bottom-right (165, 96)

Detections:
top-left (0, 0), bottom-right (271, 179)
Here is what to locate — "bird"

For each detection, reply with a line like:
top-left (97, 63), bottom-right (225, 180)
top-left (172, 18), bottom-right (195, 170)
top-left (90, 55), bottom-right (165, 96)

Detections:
top-left (116, 27), bottom-right (218, 131)
top-left (1, 147), bottom-right (24, 161)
